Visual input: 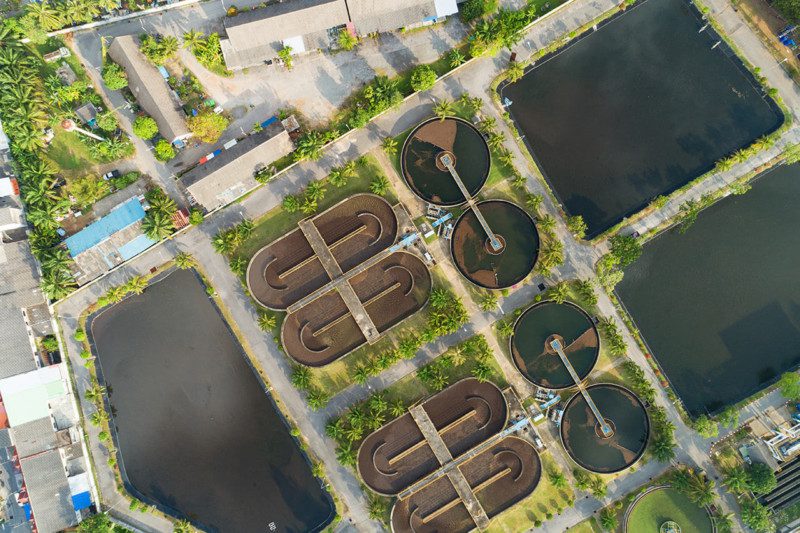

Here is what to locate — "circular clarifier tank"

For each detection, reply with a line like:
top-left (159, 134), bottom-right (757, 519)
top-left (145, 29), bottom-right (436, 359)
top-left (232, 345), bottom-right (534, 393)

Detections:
top-left (450, 200), bottom-right (539, 289)
top-left (510, 301), bottom-right (599, 389)
top-left (561, 384), bottom-right (650, 473)
top-left (400, 117), bottom-right (490, 206)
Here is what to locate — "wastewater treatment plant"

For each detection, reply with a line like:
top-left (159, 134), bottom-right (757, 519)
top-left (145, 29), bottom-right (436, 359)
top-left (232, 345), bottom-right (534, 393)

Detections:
top-left (511, 300), bottom-right (650, 472)
top-left (401, 117), bottom-right (540, 289)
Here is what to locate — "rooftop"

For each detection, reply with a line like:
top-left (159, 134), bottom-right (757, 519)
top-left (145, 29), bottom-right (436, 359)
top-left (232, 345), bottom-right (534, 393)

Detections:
top-left (64, 197), bottom-right (146, 257)
top-left (107, 35), bottom-right (191, 143)
top-left (20, 450), bottom-right (76, 532)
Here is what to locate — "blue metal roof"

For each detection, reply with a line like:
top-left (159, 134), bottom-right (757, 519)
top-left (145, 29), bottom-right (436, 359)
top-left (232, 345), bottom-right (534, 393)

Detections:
top-left (64, 198), bottom-right (146, 257)
top-left (118, 233), bottom-right (156, 261)
top-left (71, 491), bottom-right (92, 511)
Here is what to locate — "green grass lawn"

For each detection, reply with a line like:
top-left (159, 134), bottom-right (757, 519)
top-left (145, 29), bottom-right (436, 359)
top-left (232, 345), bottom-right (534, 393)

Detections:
top-left (626, 487), bottom-right (713, 533)
top-left (232, 154), bottom-right (395, 262)
top-left (566, 518), bottom-right (603, 533)
top-left (44, 127), bottom-right (102, 179)
top-left (487, 454), bottom-right (575, 532)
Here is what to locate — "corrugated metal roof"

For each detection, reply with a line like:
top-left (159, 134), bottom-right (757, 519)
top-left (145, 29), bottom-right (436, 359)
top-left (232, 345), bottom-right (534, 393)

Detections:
top-left (108, 35), bottom-right (191, 143)
top-left (10, 417), bottom-right (58, 458)
top-left (20, 450), bottom-right (76, 532)
top-left (64, 197), bottom-right (146, 257)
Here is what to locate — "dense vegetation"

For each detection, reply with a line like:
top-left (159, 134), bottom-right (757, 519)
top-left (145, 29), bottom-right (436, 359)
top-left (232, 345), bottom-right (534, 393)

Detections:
top-left (183, 31), bottom-right (231, 77)
top-left (0, 31), bottom-right (135, 299)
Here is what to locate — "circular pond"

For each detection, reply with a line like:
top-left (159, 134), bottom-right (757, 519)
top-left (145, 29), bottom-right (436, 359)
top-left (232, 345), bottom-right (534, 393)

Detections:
top-left (510, 301), bottom-right (599, 389)
top-left (400, 117), bottom-right (490, 206)
top-left (626, 486), bottom-right (713, 533)
top-left (561, 384), bottom-right (649, 473)
top-left (450, 200), bottom-right (539, 289)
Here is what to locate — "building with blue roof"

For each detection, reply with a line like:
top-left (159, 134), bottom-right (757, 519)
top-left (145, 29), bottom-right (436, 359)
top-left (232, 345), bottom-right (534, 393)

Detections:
top-left (65, 197), bottom-right (157, 284)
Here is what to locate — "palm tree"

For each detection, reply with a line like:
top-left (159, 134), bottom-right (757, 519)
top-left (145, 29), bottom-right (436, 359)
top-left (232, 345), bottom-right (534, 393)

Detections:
top-left (126, 275), bottom-right (147, 294)
top-left (300, 197), bottom-right (317, 215)
top-left (369, 393), bottom-right (387, 415)
top-left (26, 204), bottom-right (61, 232)
top-left (687, 474), bottom-right (715, 506)
top-left (41, 269), bottom-right (75, 300)
top-left (12, 126), bottom-right (45, 152)
top-left (353, 365), bottom-right (370, 384)
top-left (389, 400), bottom-right (405, 417)
top-left (344, 424), bottom-right (363, 443)
top-left (282, 194), bottom-right (299, 213)
top-left (90, 410), bottom-right (109, 425)
top-left (173, 519), bottom-right (194, 533)
top-left (498, 149), bottom-right (515, 168)
top-left (325, 418), bottom-right (345, 441)
top-left (433, 98), bottom-right (454, 120)
top-left (713, 512), bottom-right (734, 533)
top-left (576, 279), bottom-right (597, 305)
top-left (307, 388), bottom-right (329, 410)
top-left (507, 62), bottom-right (524, 83)
top-left (183, 30), bottom-right (204, 50)
top-left (257, 313), bottom-right (276, 331)
top-left (478, 116), bottom-right (496, 134)
top-left (382, 136), bottom-right (398, 155)
top-left (62, 0), bottom-right (85, 24)
top-left (84, 384), bottom-right (106, 404)
top-left (367, 496), bottom-right (385, 521)
top-left (25, 2), bottom-right (62, 30)
top-left (291, 365), bottom-right (312, 390)
top-left (723, 466), bottom-right (748, 494)
top-left (651, 435), bottom-right (676, 462)
top-left (487, 132), bottom-right (505, 150)
top-left (96, 0), bottom-right (120, 12)
top-left (161, 36), bottom-right (179, 56)
top-left (525, 193), bottom-right (542, 215)
top-left (471, 361), bottom-right (492, 382)
top-left (537, 214), bottom-right (556, 232)
top-left (336, 444), bottom-right (356, 466)
top-left (448, 49), bottom-right (465, 68)
top-left (142, 212), bottom-right (173, 240)
top-left (328, 168), bottom-right (347, 188)
top-left (548, 470), bottom-right (567, 488)
top-left (369, 175), bottom-right (389, 196)
top-left (304, 181), bottom-right (326, 203)
top-left (149, 193), bottom-right (177, 215)
top-left (599, 508), bottom-right (617, 531)
top-left (40, 247), bottom-right (72, 276)
top-left (174, 252), bottom-right (195, 269)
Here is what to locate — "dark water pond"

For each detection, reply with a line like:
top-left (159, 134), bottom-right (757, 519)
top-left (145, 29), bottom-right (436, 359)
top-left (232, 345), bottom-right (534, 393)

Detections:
top-left (561, 384), bottom-right (649, 473)
top-left (401, 117), bottom-right (490, 205)
top-left (89, 269), bottom-right (333, 532)
top-left (501, 0), bottom-right (783, 238)
top-left (617, 164), bottom-right (800, 416)
top-left (450, 200), bottom-right (539, 289)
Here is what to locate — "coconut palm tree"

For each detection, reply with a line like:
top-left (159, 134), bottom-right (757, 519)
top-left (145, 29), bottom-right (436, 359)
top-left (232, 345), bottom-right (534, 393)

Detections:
top-left (548, 470), bottom-right (567, 488)
top-left (381, 136), bottom-right (398, 155)
top-left (174, 252), bottom-right (195, 270)
top-left (300, 197), bottom-right (317, 215)
top-left (183, 30), bottom-right (204, 50)
top-left (478, 116), bottom-right (496, 134)
top-left (26, 1), bottom-right (62, 29)
top-left (325, 418), bottom-right (345, 441)
top-left (142, 212), bottom-right (173, 240)
top-left (41, 269), bottom-right (76, 299)
top-left (328, 167), bottom-right (347, 188)
top-left (525, 193), bottom-right (542, 215)
top-left (84, 384), bottom-right (106, 403)
top-left (291, 365), bottom-right (312, 390)
top-left (148, 192), bottom-right (177, 215)
top-left (723, 466), bottom-right (748, 494)
top-left (304, 181), bottom-right (326, 202)
top-left (369, 175), bottom-right (389, 196)
top-left (40, 247), bottom-right (72, 276)
top-left (307, 388), bottom-right (329, 410)
top-left (353, 365), bottom-right (370, 385)
top-left (433, 99), bottom-right (454, 120)
top-left (389, 400), bottom-right (405, 417)
top-left (472, 361), bottom-right (492, 382)
top-left (536, 214), bottom-right (556, 232)
top-left (125, 276), bottom-right (147, 295)
top-left (96, 0), bottom-right (120, 12)
top-left (336, 444), bottom-right (356, 466)
top-left (26, 203), bottom-right (63, 232)
top-left (448, 49), bottom-right (465, 68)
top-left (257, 313), bottom-right (276, 331)
top-left (11, 126), bottom-right (45, 152)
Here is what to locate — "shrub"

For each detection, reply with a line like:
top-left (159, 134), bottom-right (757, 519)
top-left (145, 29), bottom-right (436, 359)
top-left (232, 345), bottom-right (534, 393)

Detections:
top-left (132, 116), bottom-right (158, 139)
top-left (278, 46), bottom-right (293, 70)
top-left (187, 111), bottom-right (229, 143)
top-left (779, 372), bottom-right (800, 400)
top-left (189, 208), bottom-right (204, 225)
top-left (154, 139), bottom-right (175, 162)
top-left (410, 65), bottom-right (437, 92)
top-left (461, 0), bottom-right (497, 21)
top-left (139, 34), bottom-right (178, 65)
top-left (102, 62), bottom-right (128, 90)
top-left (74, 329), bottom-right (86, 342)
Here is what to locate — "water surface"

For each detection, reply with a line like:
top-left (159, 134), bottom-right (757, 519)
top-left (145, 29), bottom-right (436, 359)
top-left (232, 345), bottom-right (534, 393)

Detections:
top-left (617, 164), bottom-right (800, 415)
top-left (89, 269), bottom-right (333, 532)
top-left (501, 0), bottom-right (783, 237)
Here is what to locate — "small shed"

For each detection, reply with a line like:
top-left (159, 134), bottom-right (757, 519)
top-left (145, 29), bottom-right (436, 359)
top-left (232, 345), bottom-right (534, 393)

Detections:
top-left (74, 103), bottom-right (98, 128)
top-left (55, 62), bottom-right (77, 86)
